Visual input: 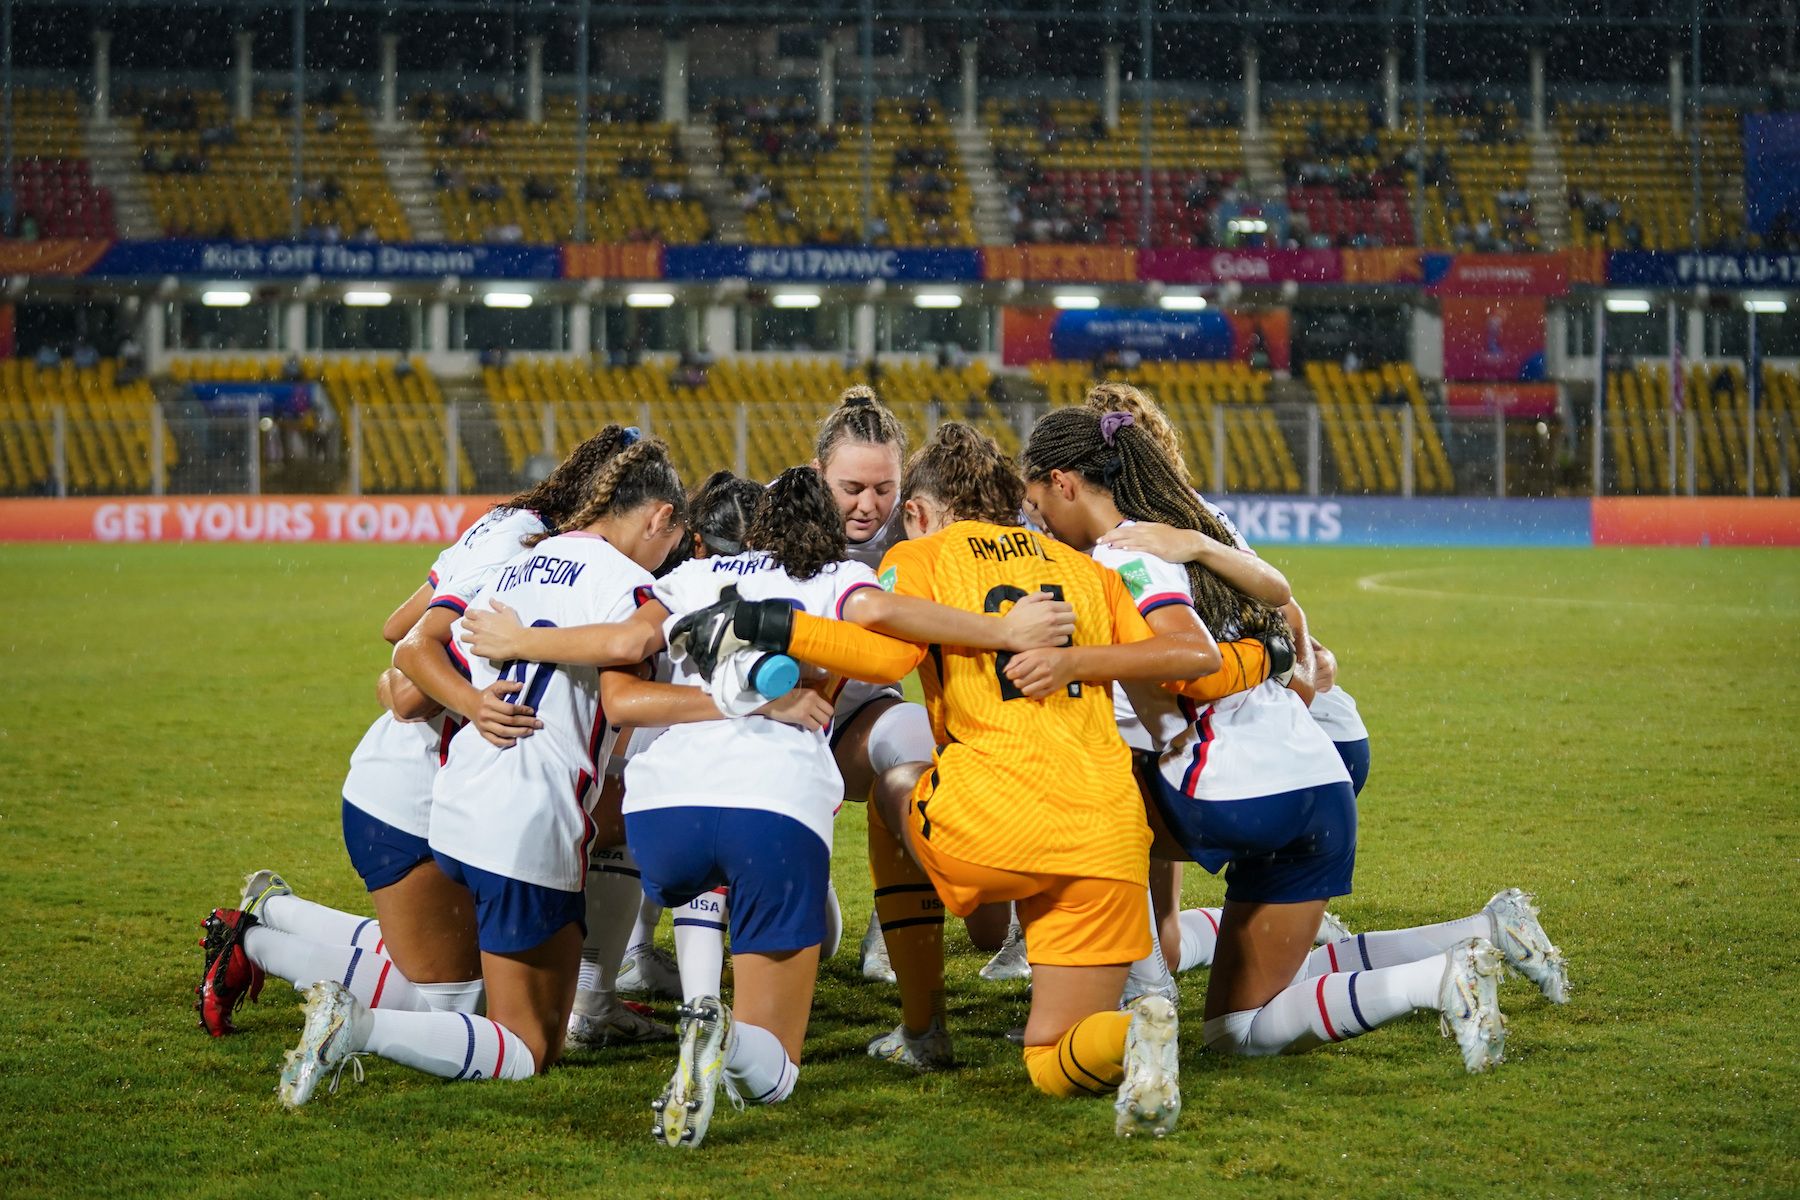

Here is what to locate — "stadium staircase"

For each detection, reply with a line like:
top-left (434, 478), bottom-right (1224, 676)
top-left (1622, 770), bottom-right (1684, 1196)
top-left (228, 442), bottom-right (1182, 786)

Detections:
top-left (444, 376), bottom-right (512, 491)
top-left (953, 124), bottom-right (1015, 245)
top-left (1303, 362), bottom-right (1454, 494)
top-left (1526, 131), bottom-right (1570, 248)
top-left (1238, 128), bottom-right (1284, 203)
top-left (677, 122), bottom-right (748, 243)
top-left (81, 117), bottom-right (156, 237)
top-left (372, 120), bottom-right (447, 242)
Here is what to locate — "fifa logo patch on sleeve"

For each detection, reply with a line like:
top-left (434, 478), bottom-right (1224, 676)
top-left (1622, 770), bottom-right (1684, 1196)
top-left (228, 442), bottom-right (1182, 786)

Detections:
top-left (1118, 559), bottom-right (1152, 599)
top-left (878, 566), bottom-right (897, 592)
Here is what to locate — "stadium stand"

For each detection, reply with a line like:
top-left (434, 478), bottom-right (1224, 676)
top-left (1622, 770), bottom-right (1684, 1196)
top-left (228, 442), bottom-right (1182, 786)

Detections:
top-left (6, 88), bottom-right (116, 238)
top-left (421, 93), bottom-right (711, 244)
top-left (715, 96), bottom-right (975, 246)
top-left (989, 98), bottom-right (1242, 247)
top-left (165, 356), bottom-right (464, 493)
top-left (1268, 97), bottom-right (1537, 251)
top-left (482, 358), bottom-right (998, 483)
top-left (1303, 361), bottom-right (1454, 493)
top-left (1607, 364), bottom-right (1797, 495)
top-left (1029, 360), bottom-right (1303, 493)
top-left (1559, 104), bottom-right (1743, 251)
top-left (0, 358), bottom-right (170, 495)
top-left (123, 87), bottom-right (410, 240)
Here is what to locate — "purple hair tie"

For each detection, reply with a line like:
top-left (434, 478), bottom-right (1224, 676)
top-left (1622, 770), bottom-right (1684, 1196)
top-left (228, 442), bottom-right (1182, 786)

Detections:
top-left (1099, 410), bottom-right (1135, 446)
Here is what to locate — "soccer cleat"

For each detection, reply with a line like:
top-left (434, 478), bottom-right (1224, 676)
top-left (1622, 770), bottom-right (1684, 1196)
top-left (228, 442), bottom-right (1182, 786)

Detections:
top-left (979, 920), bottom-right (1032, 982)
top-left (651, 996), bottom-right (737, 1149)
top-left (860, 916), bottom-right (896, 984)
top-left (278, 980), bottom-right (371, 1109)
top-left (195, 908), bottom-right (265, 1037)
top-left (1314, 910), bottom-right (1353, 946)
top-left (1484, 888), bottom-right (1570, 1004)
top-left (238, 870), bottom-right (292, 919)
top-left (1438, 937), bottom-right (1508, 1074)
top-left (616, 943), bottom-right (683, 1000)
top-left (1115, 995), bottom-right (1181, 1139)
top-left (567, 999), bottom-right (676, 1049)
top-left (1120, 948), bottom-right (1178, 1008)
top-left (867, 1018), bottom-right (953, 1072)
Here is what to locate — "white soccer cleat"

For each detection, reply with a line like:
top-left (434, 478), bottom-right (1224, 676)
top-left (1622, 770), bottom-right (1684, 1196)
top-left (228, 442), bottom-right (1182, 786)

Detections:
top-left (239, 870), bottom-right (292, 919)
top-left (1115, 995), bottom-right (1181, 1139)
top-left (568, 999), bottom-right (675, 1049)
top-left (1484, 888), bottom-right (1570, 1004)
top-left (651, 996), bottom-right (737, 1149)
top-left (866, 1018), bottom-right (953, 1072)
top-left (1315, 910), bottom-right (1353, 945)
top-left (860, 915), bottom-right (896, 984)
top-left (979, 920), bottom-right (1032, 982)
top-left (278, 980), bottom-right (370, 1110)
top-left (616, 944), bottom-right (683, 1001)
top-left (1438, 937), bottom-right (1507, 1073)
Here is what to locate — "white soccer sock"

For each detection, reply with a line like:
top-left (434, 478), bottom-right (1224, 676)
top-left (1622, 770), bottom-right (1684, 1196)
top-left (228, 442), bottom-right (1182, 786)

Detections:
top-left (1123, 888), bottom-right (1176, 999)
top-left (243, 927), bottom-right (428, 1011)
top-left (1203, 953), bottom-right (1445, 1056)
top-left (628, 897), bottom-right (665, 953)
top-left (361, 1009), bottom-right (536, 1081)
top-left (413, 978), bottom-right (485, 1014)
top-left (673, 889), bottom-right (728, 1003)
top-left (822, 880), bottom-right (843, 960)
top-left (257, 893), bottom-right (383, 950)
top-left (725, 1020), bottom-right (799, 1105)
top-left (1176, 908), bottom-right (1221, 972)
top-left (582, 843), bottom-right (646, 1008)
top-left (1300, 913), bottom-right (1493, 980)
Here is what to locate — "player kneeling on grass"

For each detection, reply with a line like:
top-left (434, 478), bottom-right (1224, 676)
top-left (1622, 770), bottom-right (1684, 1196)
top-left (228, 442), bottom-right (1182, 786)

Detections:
top-left (278, 441), bottom-right (691, 1107)
top-left (1020, 408), bottom-right (1568, 1073)
top-left (672, 425), bottom-right (1224, 1138)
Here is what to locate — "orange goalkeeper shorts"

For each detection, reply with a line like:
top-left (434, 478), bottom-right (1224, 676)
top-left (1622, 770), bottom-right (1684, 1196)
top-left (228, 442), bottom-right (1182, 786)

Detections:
top-left (907, 796), bottom-right (1149, 968)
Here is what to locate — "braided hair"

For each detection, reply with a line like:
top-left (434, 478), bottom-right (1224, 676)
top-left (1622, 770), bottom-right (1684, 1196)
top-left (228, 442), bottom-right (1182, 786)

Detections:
top-left (901, 422), bottom-right (1025, 527)
top-left (748, 467), bottom-right (848, 581)
top-left (814, 383), bottom-right (908, 468)
top-left (524, 436), bottom-right (685, 547)
top-left (651, 469), bottom-right (764, 577)
top-left (1022, 407), bottom-right (1287, 641)
top-left (504, 423), bottom-right (637, 527)
top-left (1082, 381), bottom-right (1191, 485)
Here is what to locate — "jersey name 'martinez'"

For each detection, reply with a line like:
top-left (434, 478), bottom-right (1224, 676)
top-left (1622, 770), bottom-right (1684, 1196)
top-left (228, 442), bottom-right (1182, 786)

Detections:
top-left (966, 529), bottom-right (1052, 563)
top-left (494, 553), bottom-right (587, 592)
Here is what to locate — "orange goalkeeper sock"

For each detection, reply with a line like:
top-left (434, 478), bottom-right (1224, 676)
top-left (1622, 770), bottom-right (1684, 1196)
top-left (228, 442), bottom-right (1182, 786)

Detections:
top-left (1021, 1010), bottom-right (1133, 1098)
top-left (788, 611), bottom-right (924, 685)
top-left (867, 811), bottom-right (945, 1035)
top-left (1166, 637), bottom-right (1269, 704)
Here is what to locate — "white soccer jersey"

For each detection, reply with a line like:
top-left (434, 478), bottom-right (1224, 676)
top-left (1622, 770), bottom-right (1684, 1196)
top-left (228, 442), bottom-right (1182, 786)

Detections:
top-left (1308, 684), bottom-right (1369, 742)
top-left (430, 532), bottom-right (652, 892)
top-left (623, 552), bottom-right (881, 851)
top-left (1090, 526), bottom-right (1201, 753)
top-left (340, 507), bottom-right (548, 838)
top-left (1197, 492), bottom-right (1368, 744)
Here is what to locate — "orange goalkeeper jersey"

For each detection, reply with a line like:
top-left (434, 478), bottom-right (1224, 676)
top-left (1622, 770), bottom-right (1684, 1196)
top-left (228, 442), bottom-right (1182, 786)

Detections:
top-left (878, 520), bottom-right (1154, 886)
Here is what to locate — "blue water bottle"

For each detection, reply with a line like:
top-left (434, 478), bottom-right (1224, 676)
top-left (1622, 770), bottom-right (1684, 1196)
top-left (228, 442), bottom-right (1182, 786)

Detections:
top-left (747, 652), bottom-right (801, 701)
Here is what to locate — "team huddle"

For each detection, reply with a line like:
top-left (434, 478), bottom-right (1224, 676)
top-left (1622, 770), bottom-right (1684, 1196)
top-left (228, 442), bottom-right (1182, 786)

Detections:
top-left (194, 381), bottom-right (1571, 1145)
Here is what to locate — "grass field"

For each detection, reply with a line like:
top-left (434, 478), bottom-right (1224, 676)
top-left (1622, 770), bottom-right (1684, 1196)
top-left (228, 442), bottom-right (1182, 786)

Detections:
top-left (2, 543), bottom-right (1796, 1199)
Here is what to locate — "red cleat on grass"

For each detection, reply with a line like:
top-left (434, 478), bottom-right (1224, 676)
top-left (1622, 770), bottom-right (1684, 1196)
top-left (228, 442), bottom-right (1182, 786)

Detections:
top-left (195, 908), bottom-right (265, 1037)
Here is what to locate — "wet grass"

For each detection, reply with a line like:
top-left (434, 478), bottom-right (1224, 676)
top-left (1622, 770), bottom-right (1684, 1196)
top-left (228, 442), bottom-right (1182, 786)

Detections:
top-left (1, 543), bottom-right (1795, 1199)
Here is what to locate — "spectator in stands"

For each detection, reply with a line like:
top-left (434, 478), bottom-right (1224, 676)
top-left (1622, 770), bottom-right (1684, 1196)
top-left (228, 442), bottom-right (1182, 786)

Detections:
top-left (524, 175), bottom-right (558, 203)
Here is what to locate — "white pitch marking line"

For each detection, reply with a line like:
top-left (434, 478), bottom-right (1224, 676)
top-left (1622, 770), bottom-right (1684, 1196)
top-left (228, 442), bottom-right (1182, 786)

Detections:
top-left (1355, 566), bottom-right (1777, 617)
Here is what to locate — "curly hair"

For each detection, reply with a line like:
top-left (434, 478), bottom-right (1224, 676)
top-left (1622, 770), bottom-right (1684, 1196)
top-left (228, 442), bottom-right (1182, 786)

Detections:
top-left (504, 423), bottom-right (634, 527)
top-left (1082, 381), bottom-right (1191, 485)
top-left (689, 469), bottom-right (765, 557)
top-left (901, 422), bottom-right (1025, 527)
top-left (524, 437), bottom-right (686, 547)
top-left (1022, 406), bottom-right (1287, 641)
top-left (814, 383), bottom-right (908, 468)
top-left (748, 466), bottom-right (848, 581)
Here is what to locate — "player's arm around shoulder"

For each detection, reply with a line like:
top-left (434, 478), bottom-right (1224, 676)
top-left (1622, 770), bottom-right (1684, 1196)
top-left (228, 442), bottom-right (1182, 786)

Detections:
top-left (1002, 564), bottom-right (1220, 701)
